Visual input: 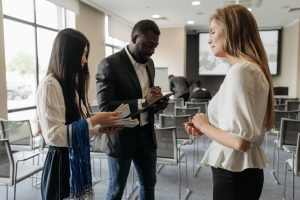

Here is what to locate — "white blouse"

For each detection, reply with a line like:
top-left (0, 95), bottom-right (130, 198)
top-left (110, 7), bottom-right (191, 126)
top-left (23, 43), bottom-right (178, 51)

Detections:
top-left (201, 61), bottom-right (269, 172)
top-left (36, 74), bottom-right (99, 147)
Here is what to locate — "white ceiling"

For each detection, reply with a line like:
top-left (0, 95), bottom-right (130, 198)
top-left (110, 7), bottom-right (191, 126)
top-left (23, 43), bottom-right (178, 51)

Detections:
top-left (82, 0), bottom-right (300, 31)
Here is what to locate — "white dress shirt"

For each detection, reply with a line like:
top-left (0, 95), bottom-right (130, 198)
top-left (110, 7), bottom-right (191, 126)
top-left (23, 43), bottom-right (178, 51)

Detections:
top-left (201, 61), bottom-right (269, 172)
top-left (125, 45), bottom-right (150, 126)
top-left (36, 74), bottom-right (99, 147)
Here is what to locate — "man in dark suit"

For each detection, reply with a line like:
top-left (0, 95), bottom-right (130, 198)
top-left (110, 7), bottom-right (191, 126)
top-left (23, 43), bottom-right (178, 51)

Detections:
top-left (168, 75), bottom-right (190, 101)
top-left (96, 20), bottom-right (166, 200)
top-left (189, 80), bottom-right (211, 101)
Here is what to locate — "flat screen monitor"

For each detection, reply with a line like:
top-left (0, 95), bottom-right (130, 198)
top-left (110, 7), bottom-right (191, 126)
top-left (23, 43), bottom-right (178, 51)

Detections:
top-left (199, 29), bottom-right (281, 75)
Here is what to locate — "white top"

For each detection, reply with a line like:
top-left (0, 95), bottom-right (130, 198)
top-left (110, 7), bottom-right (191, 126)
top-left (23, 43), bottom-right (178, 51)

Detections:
top-left (201, 61), bottom-right (269, 172)
top-left (36, 74), bottom-right (99, 147)
top-left (125, 45), bottom-right (150, 126)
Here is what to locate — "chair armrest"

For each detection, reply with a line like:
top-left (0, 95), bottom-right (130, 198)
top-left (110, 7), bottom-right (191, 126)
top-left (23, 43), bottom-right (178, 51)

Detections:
top-left (16, 152), bottom-right (40, 163)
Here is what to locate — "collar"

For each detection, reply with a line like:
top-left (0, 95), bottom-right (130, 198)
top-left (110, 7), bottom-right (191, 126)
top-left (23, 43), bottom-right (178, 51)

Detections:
top-left (125, 45), bottom-right (145, 67)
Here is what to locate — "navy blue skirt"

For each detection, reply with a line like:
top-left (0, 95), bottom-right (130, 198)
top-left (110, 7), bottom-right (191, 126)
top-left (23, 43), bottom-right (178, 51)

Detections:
top-left (41, 146), bottom-right (70, 200)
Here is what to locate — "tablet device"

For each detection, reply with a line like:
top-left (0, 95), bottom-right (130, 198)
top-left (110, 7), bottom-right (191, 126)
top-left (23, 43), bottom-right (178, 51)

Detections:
top-left (130, 92), bottom-right (174, 117)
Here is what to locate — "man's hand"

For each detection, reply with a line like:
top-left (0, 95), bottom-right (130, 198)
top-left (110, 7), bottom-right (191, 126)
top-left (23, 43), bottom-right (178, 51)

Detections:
top-left (144, 86), bottom-right (163, 106)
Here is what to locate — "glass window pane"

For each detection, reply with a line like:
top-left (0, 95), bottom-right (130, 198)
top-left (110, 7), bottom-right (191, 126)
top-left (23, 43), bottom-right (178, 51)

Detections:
top-left (105, 46), bottom-right (113, 57)
top-left (2, 0), bottom-right (34, 22)
top-left (37, 28), bottom-right (58, 82)
top-left (3, 19), bottom-right (36, 110)
top-left (36, 0), bottom-right (64, 29)
top-left (113, 47), bottom-right (121, 53)
top-left (66, 10), bottom-right (76, 28)
top-left (106, 36), bottom-right (113, 44)
top-left (8, 109), bottom-right (37, 121)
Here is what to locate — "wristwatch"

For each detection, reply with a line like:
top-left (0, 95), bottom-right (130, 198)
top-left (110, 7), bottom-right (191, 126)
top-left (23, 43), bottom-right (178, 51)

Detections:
top-left (141, 98), bottom-right (148, 107)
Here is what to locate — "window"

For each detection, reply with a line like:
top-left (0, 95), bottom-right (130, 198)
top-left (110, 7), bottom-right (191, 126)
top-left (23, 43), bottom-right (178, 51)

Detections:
top-left (105, 16), bottom-right (127, 57)
top-left (2, 0), bottom-right (75, 120)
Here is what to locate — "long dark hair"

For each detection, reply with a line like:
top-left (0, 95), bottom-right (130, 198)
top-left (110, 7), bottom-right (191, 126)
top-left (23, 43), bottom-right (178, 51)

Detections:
top-left (47, 28), bottom-right (91, 124)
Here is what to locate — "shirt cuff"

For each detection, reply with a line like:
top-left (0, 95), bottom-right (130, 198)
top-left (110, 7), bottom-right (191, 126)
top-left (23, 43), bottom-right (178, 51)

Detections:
top-left (87, 118), bottom-right (101, 136)
top-left (138, 98), bottom-right (144, 109)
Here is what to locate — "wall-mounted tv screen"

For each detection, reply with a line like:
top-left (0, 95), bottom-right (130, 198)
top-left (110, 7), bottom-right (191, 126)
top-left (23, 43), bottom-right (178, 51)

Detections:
top-left (199, 29), bottom-right (281, 75)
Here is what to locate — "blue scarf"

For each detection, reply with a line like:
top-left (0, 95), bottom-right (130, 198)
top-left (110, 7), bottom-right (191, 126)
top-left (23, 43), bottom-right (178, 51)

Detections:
top-left (67, 119), bottom-right (93, 199)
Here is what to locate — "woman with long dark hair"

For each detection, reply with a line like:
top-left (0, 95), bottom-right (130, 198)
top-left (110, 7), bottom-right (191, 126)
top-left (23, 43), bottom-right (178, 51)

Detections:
top-left (37, 28), bottom-right (122, 200)
top-left (185, 5), bottom-right (274, 200)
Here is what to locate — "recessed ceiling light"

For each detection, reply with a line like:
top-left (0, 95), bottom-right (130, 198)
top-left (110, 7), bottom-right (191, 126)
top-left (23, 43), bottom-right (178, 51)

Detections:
top-left (192, 1), bottom-right (201, 6)
top-left (248, 8), bottom-right (252, 11)
top-left (152, 14), bottom-right (160, 19)
top-left (187, 20), bottom-right (195, 25)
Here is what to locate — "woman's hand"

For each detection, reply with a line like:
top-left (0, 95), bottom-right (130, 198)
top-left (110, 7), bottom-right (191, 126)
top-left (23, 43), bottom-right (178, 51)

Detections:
top-left (192, 113), bottom-right (210, 133)
top-left (184, 121), bottom-right (203, 137)
top-left (90, 111), bottom-right (121, 127)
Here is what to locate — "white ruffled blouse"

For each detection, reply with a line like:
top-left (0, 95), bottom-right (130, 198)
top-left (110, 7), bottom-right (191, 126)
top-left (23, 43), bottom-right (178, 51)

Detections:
top-left (201, 61), bottom-right (269, 172)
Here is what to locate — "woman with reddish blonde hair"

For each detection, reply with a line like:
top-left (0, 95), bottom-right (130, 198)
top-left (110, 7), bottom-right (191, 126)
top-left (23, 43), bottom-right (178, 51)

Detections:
top-left (185, 4), bottom-right (274, 200)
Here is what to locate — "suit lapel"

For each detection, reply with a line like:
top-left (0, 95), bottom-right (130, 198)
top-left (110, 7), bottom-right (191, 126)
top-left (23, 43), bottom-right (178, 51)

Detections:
top-left (120, 49), bottom-right (142, 96)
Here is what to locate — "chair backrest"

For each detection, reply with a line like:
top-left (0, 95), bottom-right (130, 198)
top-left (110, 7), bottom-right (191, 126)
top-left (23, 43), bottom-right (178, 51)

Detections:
top-left (286, 101), bottom-right (300, 111)
top-left (0, 139), bottom-right (14, 184)
top-left (274, 104), bottom-right (287, 111)
top-left (185, 102), bottom-right (207, 114)
top-left (0, 119), bottom-right (33, 151)
top-left (279, 119), bottom-right (300, 148)
top-left (190, 98), bottom-right (210, 103)
top-left (163, 102), bottom-right (176, 115)
top-left (280, 98), bottom-right (299, 105)
top-left (274, 110), bottom-right (299, 131)
top-left (155, 127), bottom-right (178, 164)
top-left (175, 107), bottom-right (200, 117)
top-left (295, 133), bottom-right (300, 176)
top-left (159, 114), bottom-right (191, 140)
top-left (274, 97), bottom-right (281, 105)
top-left (169, 98), bottom-right (184, 108)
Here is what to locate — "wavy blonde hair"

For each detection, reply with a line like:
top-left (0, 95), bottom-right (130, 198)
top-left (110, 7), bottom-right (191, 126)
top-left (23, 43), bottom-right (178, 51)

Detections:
top-left (211, 4), bottom-right (274, 130)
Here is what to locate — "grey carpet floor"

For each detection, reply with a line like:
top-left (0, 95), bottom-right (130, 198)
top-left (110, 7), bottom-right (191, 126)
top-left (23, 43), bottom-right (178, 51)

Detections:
top-left (0, 134), bottom-right (299, 200)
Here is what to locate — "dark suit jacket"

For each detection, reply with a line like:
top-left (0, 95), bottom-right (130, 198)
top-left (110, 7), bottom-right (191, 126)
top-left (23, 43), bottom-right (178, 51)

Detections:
top-left (169, 76), bottom-right (189, 99)
top-left (95, 48), bottom-right (156, 158)
top-left (189, 88), bottom-right (211, 100)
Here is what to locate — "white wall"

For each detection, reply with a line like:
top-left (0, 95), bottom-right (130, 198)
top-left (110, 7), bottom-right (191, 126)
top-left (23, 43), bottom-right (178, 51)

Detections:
top-left (76, 2), bottom-right (106, 101)
top-left (273, 21), bottom-right (300, 97)
top-left (152, 27), bottom-right (186, 76)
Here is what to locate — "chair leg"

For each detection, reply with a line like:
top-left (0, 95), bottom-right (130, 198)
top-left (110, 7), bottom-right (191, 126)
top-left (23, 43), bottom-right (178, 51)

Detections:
top-left (192, 138), bottom-right (201, 177)
top-left (271, 141), bottom-right (280, 184)
top-left (157, 164), bottom-right (165, 173)
top-left (178, 160), bottom-right (181, 200)
top-left (184, 153), bottom-right (192, 200)
top-left (276, 146), bottom-right (280, 183)
top-left (283, 162), bottom-right (288, 200)
top-left (6, 185), bottom-right (8, 200)
top-left (292, 157), bottom-right (295, 200)
top-left (13, 184), bottom-right (16, 200)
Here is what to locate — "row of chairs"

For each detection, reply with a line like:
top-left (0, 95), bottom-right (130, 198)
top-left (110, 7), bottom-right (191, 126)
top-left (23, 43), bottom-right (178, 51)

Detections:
top-left (283, 133), bottom-right (300, 200)
top-left (275, 100), bottom-right (300, 111)
top-left (91, 99), bottom-right (207, 199)
top-left (0, 119), bottom-right (43, 200)
top-left (274, 97), bottom-right (299, 105)
top-left (163, 98), bottom-right (210, 177)
top-left (269, 107), bottom-right (300, 199)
